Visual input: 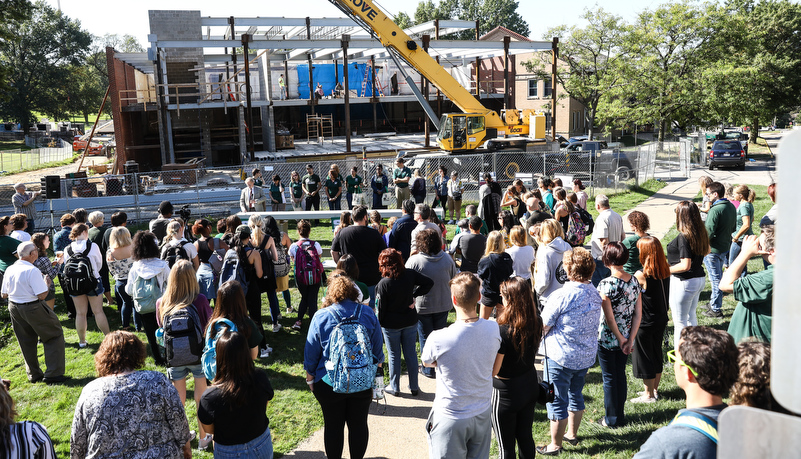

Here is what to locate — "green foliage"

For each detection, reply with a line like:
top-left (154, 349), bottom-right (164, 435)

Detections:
top-left (0, 1), bottom-right (92, 133)
top-left (394, 11), bottom-right (413, 30)
top-left (0, 0), bottom-right (32, 40)
top-left (411, 0), bottom-right (529, 38)
top-left (523, 8), bottom-right (627, 140)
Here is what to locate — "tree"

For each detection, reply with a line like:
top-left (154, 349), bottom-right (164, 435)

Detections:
top-left (411, 0), bottom-right (529, 38)
top-left (0, 1), bottom-right (92, 132)
top-left (701, 0), bottom-right (801, 142)
top-left (522, 8), bottom-right (627, 140)
top-left (394, 11), bottom-right (413, 30)
top-left (610, 1), bottom-right (716, 142)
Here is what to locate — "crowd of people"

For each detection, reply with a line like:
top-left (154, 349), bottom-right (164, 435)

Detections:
top-left (0, 168), bottom-right (781, 458)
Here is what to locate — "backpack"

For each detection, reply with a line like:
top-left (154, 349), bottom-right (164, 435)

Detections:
top-left (576, 207), bottom-right (595, 234)
top-left (202, 318), bottom-right (238, 380)
top-left (253, 237), bottom-right (274, 292)
top-left (205, 238), bottom-right (224, 274)
top-left (565, 211), bottom-right (587, 246)
top-left (162, 241), bottom-right (192, 268)
top-left (131, 275), bottom-right (162, 314)
top-left (671, 410), bottom-right (719, 444)
top-left (64, 241), bottom-right (96, 296)
top-left (324, 304), bottom-right (377, 394)
top-left (294, 240), bottom-right (324, 286)
top-left (273, 238), bottom-right (291, 278)
top-left (163, 305), bottom-right (204, 367)
top-left (218, 248), bottom-right (250, 295)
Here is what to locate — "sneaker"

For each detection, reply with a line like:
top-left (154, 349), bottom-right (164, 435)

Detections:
top-left (286, 307), bottom-right (295, 315)
top-left (259, 347), bottom-right (272, 358)
top-left (292, 321), bottom-right (302, 330)
top-left (638, 390), bottom-right (659, 400)
top-left (630, 394), bottom-right (657, 404)
top-left (188, 430), bottom-right (197, 442)
top-left (276, 313), bottom-right (282, 321)
top-left (198, 434), bottom-right (213, 451)
top-left (703, 309), bottom-right (723, 318)
top-left (272, 323), bottom-right (283, 333)
top-left (78, 342), bottom-right (87, 348)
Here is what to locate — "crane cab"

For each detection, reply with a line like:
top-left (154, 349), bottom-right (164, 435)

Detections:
top-left (436, 114), bottom-right (492, 152)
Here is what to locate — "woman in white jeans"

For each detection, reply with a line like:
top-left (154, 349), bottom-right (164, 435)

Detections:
top-left (665, 201), bottom-right (708, 349)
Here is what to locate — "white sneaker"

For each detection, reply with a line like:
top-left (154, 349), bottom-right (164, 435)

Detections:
top-left (198, 434), bottom-right (213, 451)
top-left (259, 347), bottom-right (272, 358)
top-left (272, 323), bottom-right (283, 333)
top-left (286, 307), bottom-right (295, 315)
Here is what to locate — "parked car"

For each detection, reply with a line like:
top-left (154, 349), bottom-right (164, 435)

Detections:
top-left (547, 141), bottom-right (637, 182)
top-left (567, 135), bottom-right (588, 144)
top-left (708, 140), bottom-right (745, 170)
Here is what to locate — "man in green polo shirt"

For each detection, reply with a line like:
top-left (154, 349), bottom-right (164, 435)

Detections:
top-left (302, 164), bottom-right (321, 212)
top-left (392, 157), bottom-right (412, 209)
top-left (703, 181), bottom-right (737, 318)
top-left (720, 226), bottom-right (774, 344)
top-left (345, 166), bottom-right (364, 210)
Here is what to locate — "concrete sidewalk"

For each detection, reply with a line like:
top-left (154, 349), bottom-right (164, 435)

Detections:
top-left (622, 176), bottom-right (699, 238)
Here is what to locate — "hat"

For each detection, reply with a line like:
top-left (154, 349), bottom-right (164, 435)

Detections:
top-left (235, 225), bottom-right (251, 238)
top-left (573, 178), bottom-right (585, 190)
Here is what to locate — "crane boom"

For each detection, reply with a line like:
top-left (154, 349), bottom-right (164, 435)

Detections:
top-left (329, 0), bottom-right (504, 129)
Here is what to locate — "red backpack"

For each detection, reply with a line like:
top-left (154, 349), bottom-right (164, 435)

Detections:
top-left (294, 240), bottom-right (324, 286)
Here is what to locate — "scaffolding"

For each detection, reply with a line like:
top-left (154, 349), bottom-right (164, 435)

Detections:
top-left (306, 114), bottom-right (334, 144)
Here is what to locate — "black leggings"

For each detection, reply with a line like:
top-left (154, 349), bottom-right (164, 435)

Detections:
top-left (246, 287), bottom-right (268, 349)
top-left (491, 368), bottom-right (538, 459)
top-left (297, 283), bottom-right (320, 322)
top-left (313, 381), bottom-right (372, 459)
top-left (139, 312), bottom-right (166, 366)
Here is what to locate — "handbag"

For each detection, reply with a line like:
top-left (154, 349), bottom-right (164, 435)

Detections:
top-left (381, 191), bottom-right (392, 206)
top-left (352, 192), bottom-right (366, 207)
top-left (537, 332), bottom-right (556, 406)
top-left (207, 238), bottom-right (224, 274)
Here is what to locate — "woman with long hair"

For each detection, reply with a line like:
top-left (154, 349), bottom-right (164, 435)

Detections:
top-left (337, 253), bottom-right (368, 301)
top-left (106, 227), bottom-right (137, 330)
top-left (62, 223), bottom-right (110, 346)
top-left (622, 211), bottom-right (650, 275)
top-left (630, 236), bottom-right (671, 403)
top-left (208, 280), bottom-right (262, 359)
top-left (496, 210), bottom-right (516, 248)
top-left (597, 242), bottom-right (642, 428)
top-left (248, 215), bottom-right (281, 333)
top-left (127, 231), bottom-right (170, 365)
top-left (370, 210), bottom-right (388, 237)
top-left (31, 232), bottom-right (58, 308)
top-left (193, 218), bottom-right (229, 302)
top-left (729, 184), bottom-right (756, 277)
top-left (334, 211), bottom-right (352, 237)
top-left (221, 215), bottom-right (242, 248)
top-left (667, 201), bottom-right (709, 349)
top-left (506, 226), bottom-right (535, 280)
top-left (553, 188), bottom-right (575, 237)
top-left (228, 225), bottom-right (269, 358)
top-left (534, 219), bottom-right (571, 308)
top-left (304, 274), bottom-right (384, 459)
top-left (324, 163), bottom-right (343, 211)
top-left (71, 331), bottom-right (192, 458)
top-left (198, 330), bottom-right (275, 457)
top-left (0, 216), bottom-right (20, 289)
top-left (290, 220), bottom-right (323, 330)
top-left (161, 220), bottom-right (199, 270)
top-left (376, 248), bottom-right (433, 396)
top-left (572, 179), bottom-right (588, 210)
top-left (492, 277), bottom-right (543, 458)
top-left (501, 179), bottom-right (527, 220)
top-left (2, 379), bottom-right (56, 458)
top-left (477, 231), bottom-right (514, 319)
top-left (264, 215), bottom-right (294, 317)
top-left (157, 260), bottom-right (214, 450)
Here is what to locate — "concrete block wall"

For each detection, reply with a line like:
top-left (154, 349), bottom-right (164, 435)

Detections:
top-left (149, 10), bottom-right (205, 97)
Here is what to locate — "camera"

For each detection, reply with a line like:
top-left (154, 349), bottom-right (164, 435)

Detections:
top-left (178, 205), bottom-right (191, 221)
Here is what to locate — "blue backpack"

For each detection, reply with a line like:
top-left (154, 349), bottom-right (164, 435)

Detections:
top-left (131, 275), bottom-right (162, 314)
top-left (202, 318), bottom-right (238, 380)
top-left (324, 304), bottom-right (377, 394)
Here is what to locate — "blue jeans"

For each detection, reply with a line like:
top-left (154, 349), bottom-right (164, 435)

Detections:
top-left (115, 278), bottom-right (141, 330)
top-left (367, 284), bottom-right (376, 310)
top-left (544, 358), bottom-right (588, 421)
top-left (704, 252), bottom-right (727, 312)
top-left (592, 258), bottom-right (611, 287)
top-left (266, 289), bottom-right (280, 325)
top-left (597, 345), bottom-right (627, 427)
top-left (728, 241), bottom-right (747, 279)
top-left (382, 325), bottom-right (419, 392)
top-left (197, 263), bottom-right (217, 302)
top-left (213, 427), bottom-right (273, 459)
top-left (328, 197), bottom-right (341, 210)
top-left (346, 192), bottom-right (354, 209)
top-left (418, 311), bottom-right (450, 378)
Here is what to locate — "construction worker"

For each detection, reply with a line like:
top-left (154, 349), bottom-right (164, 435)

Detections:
top-left (279, 74), bottom-right (287, 100)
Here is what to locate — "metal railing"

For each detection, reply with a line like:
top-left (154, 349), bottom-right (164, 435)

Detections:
top-left (0, 140), bottom-right (73, 174)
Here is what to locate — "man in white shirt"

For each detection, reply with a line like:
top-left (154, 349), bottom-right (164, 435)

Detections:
top-left (2, 242), bottom-right (66, 384)
top-left (590, 194), bottom-right (624, 286)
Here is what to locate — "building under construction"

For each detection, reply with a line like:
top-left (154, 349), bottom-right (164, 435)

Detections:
top-left (107, 10), bottom-right (557, 171)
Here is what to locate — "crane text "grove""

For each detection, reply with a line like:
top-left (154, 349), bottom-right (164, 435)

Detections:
top-left (349, 0), bottom-right (379, 21)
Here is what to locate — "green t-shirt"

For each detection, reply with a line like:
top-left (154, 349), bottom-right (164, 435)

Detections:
top-left (0, 236), bottom-right (21, 273)
top-left (705, 200), bottom-right (737, 254)
top-left (325, 176), bottom-right (342, 198)
top-left (393, 167), bottom-right (412, 188)
top-left (454, 219), bottom-right (489, 236)
top-left (269, 183), bottom-right (283, 202)
top-left (733, 201), bottom-right (754, 241)
top-left (302, 173), bottom-right (321, 193)
top-left (728, 265), bottom-right (773, 344)
top-left (346, 175), bottom-right (363, 194)
top-left (622, 234), bottom-right (643, 275)
top-left (290, 180), bottom-right (304, 199)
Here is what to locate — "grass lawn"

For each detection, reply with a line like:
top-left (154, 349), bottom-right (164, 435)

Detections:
top-left (0, 180), bottom-right (771, 458)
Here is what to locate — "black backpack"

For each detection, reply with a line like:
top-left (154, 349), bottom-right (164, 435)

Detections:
top-left (163, 305), bottom-right (204, 367)
top-left (254, 237), bottom-right (274, 292)
top-left (162, 241), bottom-right (192, 268)
top-left (576, 207), bottom-right (595, 235)
top-left (64, 241), bottom-right (96, 296)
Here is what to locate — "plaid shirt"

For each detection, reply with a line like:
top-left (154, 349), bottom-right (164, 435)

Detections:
top-left (12, 192), bottom-right (36, 220)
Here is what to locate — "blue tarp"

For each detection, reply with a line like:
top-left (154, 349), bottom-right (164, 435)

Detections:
top-left (296, 63), bottom-right (376, 99)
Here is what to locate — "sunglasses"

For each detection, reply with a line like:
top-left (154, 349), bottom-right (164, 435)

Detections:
top-left (667, 349), bottom-right (698, 378)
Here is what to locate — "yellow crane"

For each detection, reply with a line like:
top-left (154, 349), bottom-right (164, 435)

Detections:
top-left (329, 0), bottom-right (546, 152)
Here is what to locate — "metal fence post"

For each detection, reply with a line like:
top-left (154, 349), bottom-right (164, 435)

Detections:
top-left (195, 169), bottom-right (201, 211)
top-left (134, 172), bottom-right (141, 223)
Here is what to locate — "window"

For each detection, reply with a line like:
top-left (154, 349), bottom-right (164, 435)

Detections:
top-left (544, 77), bottom-right (552, 97)
top-left (467, 116), bottom-right (485, 135)
top-left (528, 79), bottom-right (538, 98)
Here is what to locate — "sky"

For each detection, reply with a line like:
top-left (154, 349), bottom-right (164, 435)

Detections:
top-left (44, 0), bottom-right (651, 48)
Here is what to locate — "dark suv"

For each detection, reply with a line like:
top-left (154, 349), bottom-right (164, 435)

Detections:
top-left (546, 141), bottom-right (637, 182)
top-left (709, 140), bottom-right (745, 170)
